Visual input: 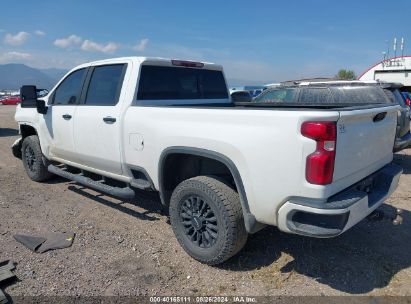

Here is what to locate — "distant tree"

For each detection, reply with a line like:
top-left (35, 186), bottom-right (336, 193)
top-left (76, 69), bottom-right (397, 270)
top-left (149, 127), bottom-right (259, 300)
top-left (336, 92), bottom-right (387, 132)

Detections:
top-left (335, 69), bottom-right (357, 80)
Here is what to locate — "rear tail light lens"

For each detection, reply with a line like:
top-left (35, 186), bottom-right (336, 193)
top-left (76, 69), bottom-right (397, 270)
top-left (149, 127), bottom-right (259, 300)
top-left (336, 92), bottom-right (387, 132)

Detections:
top-left (406, 97), bottom-right (411, 107)
top-left (301, 121), bottom-right (337, 185)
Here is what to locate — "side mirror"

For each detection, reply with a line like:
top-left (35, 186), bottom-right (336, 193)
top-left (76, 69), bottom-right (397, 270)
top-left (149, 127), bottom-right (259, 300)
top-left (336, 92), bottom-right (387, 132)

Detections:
top-left (36, 99), bottom-right (48, 115)
top-left (20, 85), bottom-right (38, 108)
top-left (20, 85), bottom-right (48, 114)
top-left (231, 90), bottom-right (252, 103)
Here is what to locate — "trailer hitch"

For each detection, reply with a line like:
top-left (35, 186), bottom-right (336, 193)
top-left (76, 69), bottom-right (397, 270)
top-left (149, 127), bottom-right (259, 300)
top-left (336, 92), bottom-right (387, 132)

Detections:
top-left (367, 208), bottom-right (403, 225)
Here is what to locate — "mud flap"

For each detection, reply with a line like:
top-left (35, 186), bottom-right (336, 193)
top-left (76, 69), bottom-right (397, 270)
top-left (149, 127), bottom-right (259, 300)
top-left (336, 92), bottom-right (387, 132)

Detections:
top-left (11, 137), bottom-right (22, 159)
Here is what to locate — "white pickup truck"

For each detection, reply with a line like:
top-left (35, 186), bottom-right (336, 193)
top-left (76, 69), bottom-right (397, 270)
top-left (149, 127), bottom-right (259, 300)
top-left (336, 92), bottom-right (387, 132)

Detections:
top-left (13, 57), bottom-right (402, 265)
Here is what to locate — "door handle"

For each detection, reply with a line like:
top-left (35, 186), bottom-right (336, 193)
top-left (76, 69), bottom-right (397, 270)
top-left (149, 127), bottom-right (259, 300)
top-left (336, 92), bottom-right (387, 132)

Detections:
top-left (373, 112), bottom-right (387, 122)
top-left (62, 114), bottom-right (72, 120)
top-left (103, 116), bottom-right (116, 123)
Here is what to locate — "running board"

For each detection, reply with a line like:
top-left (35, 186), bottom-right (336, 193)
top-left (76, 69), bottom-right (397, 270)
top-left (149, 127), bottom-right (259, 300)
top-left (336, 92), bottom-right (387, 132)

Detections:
top-left (48, 165), bottom-right (135, 200)
top-left (130, 178), bottom-right (152, 190)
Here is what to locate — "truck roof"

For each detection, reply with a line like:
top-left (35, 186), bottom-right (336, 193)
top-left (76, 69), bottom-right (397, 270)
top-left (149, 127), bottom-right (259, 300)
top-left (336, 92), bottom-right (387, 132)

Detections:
top-left (298, 80), bottom-right (374, 85)
top-left (74, 56), bottom-right (223, 71)
top-left (296, 80), bottom-right (404, 88)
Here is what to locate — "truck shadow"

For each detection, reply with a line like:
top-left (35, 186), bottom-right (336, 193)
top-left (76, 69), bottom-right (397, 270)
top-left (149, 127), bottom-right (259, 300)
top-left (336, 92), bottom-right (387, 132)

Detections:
top-left (63, 176), bottom-right (410, 294)
top-left (43, 176), bottom-right (70, 184)
top-left (393, 153), bottom-right (411, 174)
top-left (67, 185), bottom-right (161, 222)
top-left (0, 128), bottom-right (18, 137)
top-left (222, 204), bottom-right (411, 294)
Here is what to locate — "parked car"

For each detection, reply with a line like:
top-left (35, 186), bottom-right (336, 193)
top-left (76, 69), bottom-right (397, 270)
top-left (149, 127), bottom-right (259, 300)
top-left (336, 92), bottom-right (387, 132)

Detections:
top-left (253, 86), bottom-right (297, 103)
top-left (243, 85), bottom-right (266, 97)
top-left (401, 91), bottom-right (411, 107)
top-left (254, 80), bottom-right (411, 152)
top-left (230, 86), bottom-right (266, 97)
top-left (0, 95), bottom-right (21, 105)
top-left (230, 90), bottom-right (252, 102)
top-left (0, 91), bottom-right (47, 105)
top-left (13, 57), bottom-right (402, 265)
top-left (379, 83), bottom-right (411, 151)
top-left (36, 89), bottom-right (49, 98)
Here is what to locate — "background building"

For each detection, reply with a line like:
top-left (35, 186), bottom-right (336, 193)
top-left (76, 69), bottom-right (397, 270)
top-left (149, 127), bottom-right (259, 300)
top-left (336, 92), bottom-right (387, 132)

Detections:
top-left (359, 56), bottom-right (411, 91)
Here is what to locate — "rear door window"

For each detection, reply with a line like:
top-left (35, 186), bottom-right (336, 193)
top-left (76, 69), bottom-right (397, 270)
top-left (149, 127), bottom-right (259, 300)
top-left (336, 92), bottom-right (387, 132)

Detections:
top-left (332, 86), bottom-right (390, 104)
top-left (137, 65), bottom-right (228, 102)
top-left (84, 64), bottom-right (126, 106)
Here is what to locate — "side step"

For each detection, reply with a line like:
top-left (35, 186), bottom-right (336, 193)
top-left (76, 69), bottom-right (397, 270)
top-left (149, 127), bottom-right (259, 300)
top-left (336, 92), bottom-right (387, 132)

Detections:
top-left (48, 165), bottom-right (135, 200)
top-left (130, 178), bottom-right (152, 190)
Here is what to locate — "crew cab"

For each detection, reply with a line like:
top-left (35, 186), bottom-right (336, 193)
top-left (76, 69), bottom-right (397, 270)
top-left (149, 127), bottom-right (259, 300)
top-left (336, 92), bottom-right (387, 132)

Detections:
top-left (13, 57), bottom-right (402, 265)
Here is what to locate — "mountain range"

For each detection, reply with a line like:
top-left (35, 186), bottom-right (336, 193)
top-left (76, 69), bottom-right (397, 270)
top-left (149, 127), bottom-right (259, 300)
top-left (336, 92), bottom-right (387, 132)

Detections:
top-left (0, 63), bottom-right (264, 91)
top-left (0, 64), bottom-right (67, 90)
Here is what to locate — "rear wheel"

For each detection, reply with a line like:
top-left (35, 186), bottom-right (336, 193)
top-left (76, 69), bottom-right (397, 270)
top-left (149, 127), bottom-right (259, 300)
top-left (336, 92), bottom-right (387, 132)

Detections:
top-left (169, 176), bottom-right (247, 265)
top-left (21, 135), bottom-right (53, 182)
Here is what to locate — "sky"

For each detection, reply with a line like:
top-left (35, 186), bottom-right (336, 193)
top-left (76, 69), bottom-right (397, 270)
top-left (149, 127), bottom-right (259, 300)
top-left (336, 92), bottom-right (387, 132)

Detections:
top-left (0, 0), bottom-right (410, 83)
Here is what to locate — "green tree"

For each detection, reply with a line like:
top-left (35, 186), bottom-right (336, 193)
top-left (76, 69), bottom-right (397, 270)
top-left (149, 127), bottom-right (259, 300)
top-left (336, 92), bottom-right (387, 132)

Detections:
top-left (335, 69), bottom-right (357, 80)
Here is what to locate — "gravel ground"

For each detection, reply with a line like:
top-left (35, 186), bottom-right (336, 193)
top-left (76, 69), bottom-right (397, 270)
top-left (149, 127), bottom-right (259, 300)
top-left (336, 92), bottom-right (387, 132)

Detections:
top-left (1, 105), bottom-right (411, 298)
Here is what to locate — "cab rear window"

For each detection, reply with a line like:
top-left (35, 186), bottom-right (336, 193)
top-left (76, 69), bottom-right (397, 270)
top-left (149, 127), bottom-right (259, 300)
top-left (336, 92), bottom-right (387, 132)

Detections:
top-left (137, 65), bottom-right (228, 101)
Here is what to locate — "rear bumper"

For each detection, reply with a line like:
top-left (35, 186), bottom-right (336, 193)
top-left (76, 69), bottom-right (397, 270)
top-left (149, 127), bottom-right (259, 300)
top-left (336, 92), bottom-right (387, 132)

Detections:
top-left (277, 163), bottom-right (402, 237)
top-left (394, 131), bottom-right (411, 152)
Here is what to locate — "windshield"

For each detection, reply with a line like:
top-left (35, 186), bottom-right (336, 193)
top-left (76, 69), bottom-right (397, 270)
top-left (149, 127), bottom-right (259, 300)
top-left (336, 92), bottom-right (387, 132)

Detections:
top-left (254, 88), bottom-right (297, 103)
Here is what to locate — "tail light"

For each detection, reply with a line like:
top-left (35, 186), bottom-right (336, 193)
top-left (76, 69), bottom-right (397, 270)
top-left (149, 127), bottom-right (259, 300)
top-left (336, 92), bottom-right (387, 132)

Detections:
top-left (406, 97), bottom-right (411, 107)
top-left (301, 121), bottom-right (337, 185)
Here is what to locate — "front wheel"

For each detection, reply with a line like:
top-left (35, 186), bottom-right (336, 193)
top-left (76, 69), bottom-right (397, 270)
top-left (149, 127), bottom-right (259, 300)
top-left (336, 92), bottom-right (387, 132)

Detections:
top-left (21, 135), bottom-right (53, 182)
top-left (169, 176), bottom-right (247, 265)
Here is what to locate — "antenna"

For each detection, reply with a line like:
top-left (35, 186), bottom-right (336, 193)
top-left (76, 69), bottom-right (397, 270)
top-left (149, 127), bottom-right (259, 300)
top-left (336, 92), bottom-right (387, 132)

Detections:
top-left (393, 37), bottom-right (397, 58)
top-left (401, 37), bottom-right (404, 58)
top-left (386, 39), bottom-right (390, 61)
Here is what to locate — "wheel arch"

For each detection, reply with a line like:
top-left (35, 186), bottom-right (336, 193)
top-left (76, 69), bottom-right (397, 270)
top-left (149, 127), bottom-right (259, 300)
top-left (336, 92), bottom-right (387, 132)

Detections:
top-left (12, 124), bottom-right (38, 159)
top-left (18, 124), bottom-right (50, 166)
top-left (20, 123), bottom-right (38, 138)
top-left (158, 146), bottom-right (264, 233)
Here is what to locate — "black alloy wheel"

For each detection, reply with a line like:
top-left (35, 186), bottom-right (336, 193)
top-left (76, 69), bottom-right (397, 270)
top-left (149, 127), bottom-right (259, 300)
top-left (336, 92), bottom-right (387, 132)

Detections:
top-left (180, 195), bottom-right (218, 248)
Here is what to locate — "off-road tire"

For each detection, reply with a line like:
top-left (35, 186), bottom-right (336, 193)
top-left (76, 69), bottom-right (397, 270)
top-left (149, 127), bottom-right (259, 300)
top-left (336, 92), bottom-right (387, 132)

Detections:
top-left (21, 135), bottom-right (53, 182)
top-left (170, 176), bottom-right (248, 265)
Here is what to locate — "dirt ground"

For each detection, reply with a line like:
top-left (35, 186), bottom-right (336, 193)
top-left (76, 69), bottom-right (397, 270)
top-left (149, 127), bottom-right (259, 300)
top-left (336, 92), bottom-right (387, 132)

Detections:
top-left (1, 104), bottom-right (411, 298)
